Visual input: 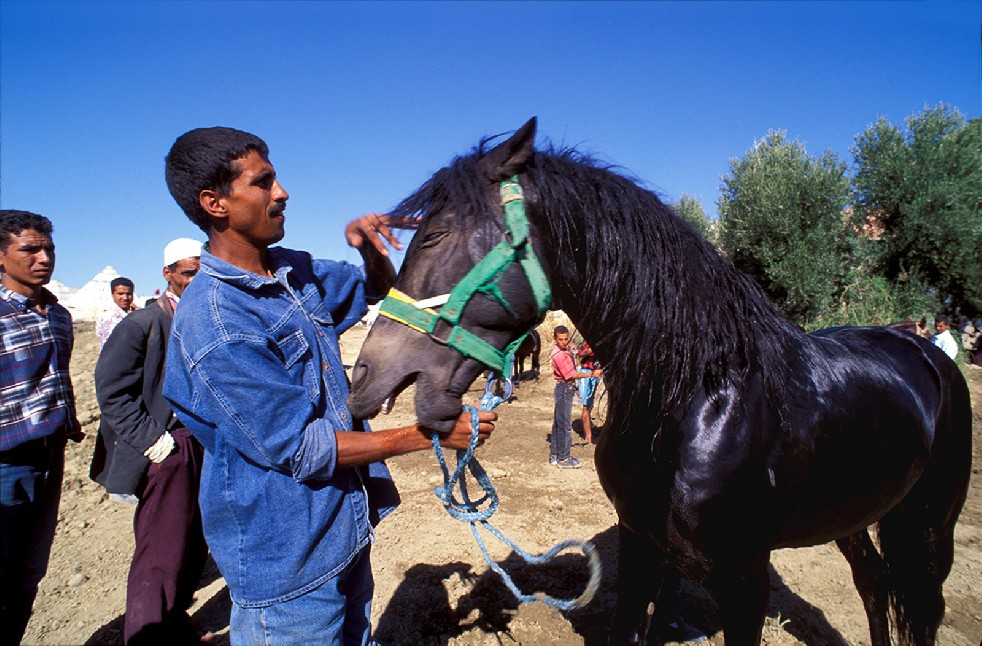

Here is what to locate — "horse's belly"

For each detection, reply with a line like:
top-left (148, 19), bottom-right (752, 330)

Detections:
top-left (770, 420), bottom-right (931, 546)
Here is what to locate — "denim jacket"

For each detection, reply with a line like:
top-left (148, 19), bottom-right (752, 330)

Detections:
top-left (164, 246), bottom-right (399, 607)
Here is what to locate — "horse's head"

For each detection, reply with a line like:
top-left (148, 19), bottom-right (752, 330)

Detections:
top-left (348, 118), bottom-right (552, 433)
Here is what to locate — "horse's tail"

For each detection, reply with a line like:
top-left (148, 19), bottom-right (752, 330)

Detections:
top-left (877, 361), bottom-right (972, 645)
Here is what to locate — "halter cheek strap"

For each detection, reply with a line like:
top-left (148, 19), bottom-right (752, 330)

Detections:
top-left (377, 176), bottom-right (552, 376)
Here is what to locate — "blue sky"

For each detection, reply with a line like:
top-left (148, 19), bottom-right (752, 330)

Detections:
top-left (1, 0), bottom-right (978, 294)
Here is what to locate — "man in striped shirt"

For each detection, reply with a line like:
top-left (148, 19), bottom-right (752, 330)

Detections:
top-left (0, 210), bottom-right (81, 644)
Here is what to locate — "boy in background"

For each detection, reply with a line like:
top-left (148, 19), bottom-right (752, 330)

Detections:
top-left (549, 326), bottom-right (600, 469)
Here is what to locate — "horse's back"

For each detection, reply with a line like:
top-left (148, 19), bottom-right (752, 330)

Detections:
top-left (773, 325), bottom-right (973, 540)
top-left (676, 325), bottom-right (968, 548)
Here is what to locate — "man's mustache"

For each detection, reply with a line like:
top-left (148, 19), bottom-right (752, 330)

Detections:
top-left (270, 203), bottom-right (286, 217)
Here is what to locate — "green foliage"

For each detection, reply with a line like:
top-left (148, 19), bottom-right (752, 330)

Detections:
top-left (852, 105), bottom-right (982, 315)
top-left (717, 131), bottom-right (853, 323)
top-left (803, 271), bottom-right (939, 331)
top-left (671, 194), bottom-right (717, 245)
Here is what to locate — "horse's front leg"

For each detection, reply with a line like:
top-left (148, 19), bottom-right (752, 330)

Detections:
top-left (609, 523), bottom-right (666, 645)
top-left (705, 553), bottom-right (770, 646)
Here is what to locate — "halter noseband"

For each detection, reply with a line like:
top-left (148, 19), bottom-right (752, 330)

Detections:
top-left (377, 176), bottom-right (551, 376)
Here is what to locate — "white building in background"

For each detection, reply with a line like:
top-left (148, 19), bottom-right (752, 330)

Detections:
top-left (62, 265), bottom-right (122, 322)
top-left (60, 266), bottom-right (150, 321)
top-left (45, 279), bottom-right (78, 303)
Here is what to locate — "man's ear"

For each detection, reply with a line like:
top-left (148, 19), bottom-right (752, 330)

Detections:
top-left (199, 189), bottom-right (228, 220)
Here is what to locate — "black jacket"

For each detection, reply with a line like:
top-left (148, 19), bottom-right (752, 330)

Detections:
top-left (90, 297), bottom-right (178, 494)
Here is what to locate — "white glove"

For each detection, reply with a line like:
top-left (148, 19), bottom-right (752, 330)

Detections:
top-left (144, 432), bottom-right (176, 464)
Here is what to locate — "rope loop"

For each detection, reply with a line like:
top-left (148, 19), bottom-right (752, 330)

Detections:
top-left (429, 382), bottom-right (600, 611)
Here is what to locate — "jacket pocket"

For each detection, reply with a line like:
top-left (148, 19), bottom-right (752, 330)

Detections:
top-left (274, 330), bottom-right (319, 402)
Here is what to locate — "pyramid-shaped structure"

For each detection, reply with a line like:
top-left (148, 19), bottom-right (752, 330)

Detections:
top-left (45, 279), bottom-right (78, 302)
top-left (63, 265), bottom-right (121, 321)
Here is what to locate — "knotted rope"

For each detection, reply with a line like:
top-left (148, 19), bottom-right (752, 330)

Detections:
top-left (430, 360), bottom-right (601, 611)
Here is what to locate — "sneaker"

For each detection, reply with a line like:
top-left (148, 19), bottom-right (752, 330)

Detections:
top-left (109, 493), bottom-right (138, 505)
top-left (556, 457), bottom-right (582, 469)
top-left (549, 455), bottom-right (558, 466)
top-left (657, 620), bottom-right (708, 644)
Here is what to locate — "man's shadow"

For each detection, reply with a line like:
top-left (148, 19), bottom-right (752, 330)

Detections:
top-left (85, 554), bottom-right (230, 645)
top-left (375, 525), bottom-right (852, 645)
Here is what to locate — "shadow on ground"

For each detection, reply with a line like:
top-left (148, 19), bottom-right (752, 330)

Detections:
top-left (376, 524), bottom-right (852, 645)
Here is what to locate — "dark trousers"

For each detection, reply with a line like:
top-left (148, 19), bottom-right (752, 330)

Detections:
top-left (0, 435), bottom-right (65, 646)
top-left (125, 428), bottom-right (208, 645)
top-left (551, 381), bottom-right (576, 460)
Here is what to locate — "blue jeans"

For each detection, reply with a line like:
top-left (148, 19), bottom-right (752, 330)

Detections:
top-left (551, 381), bottom-right (576, 461)
top-left (0, 437), bottom-right (65, 646)
top-left (230, 546), bottom-right (374, 645)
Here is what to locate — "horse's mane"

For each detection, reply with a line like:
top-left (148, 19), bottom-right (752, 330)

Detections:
top-left (390, 139), bottom-right (804, 419)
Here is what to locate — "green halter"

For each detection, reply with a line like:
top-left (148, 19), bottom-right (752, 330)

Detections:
top-left (377, 176), bottom-right (552, 376)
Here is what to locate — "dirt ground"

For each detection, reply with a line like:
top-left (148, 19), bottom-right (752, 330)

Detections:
top-left (22, 321), bottom-right (982, 645)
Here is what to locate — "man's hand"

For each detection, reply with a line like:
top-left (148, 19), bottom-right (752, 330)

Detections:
top-left (144, 432), bottom-right (176, 464)
top-left (345, 214), bottom-right (406, 257)
top-left (437, 410), bottom-right (497, 451)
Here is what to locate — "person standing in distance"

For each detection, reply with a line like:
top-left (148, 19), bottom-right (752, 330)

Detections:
top-left (96, 277), bottom-right (138, 348)
top-left (0, 210), bottom-right (82, 645)
top-left (549, 326), bottom-right (600, 469)
top-left (163, 127), bottom-right (496, 644)
top-left (931, 315), bottom-right (958, 360)
top-left (90, 237), bottom-right (209, 644)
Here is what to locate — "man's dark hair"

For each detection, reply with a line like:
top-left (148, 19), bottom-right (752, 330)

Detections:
top-left (0, 210), bottom-right (53, 252)
top-left (935, 315), bottom-right (950, 325)
top-left (554, 325), bottom-right (569, 337)
top-left (110, 277), bottom-right (134, 292)
top-left (165, 127), bottom-right (270, 232)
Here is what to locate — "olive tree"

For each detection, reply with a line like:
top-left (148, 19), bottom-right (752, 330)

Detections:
top-left (852, 105), bottom-right (982, 315)
top-left (671, 194), bottom-right (718, 246)
top-left (718, 131), bottom-right (852, 323)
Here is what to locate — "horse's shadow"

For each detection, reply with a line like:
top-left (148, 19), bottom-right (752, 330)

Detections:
top-left (84, 554), bottom-right (231, 645)
top-left (375, 525), bottom-right (852, 645)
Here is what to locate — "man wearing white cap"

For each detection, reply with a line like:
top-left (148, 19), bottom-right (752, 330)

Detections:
top-left (90, 238), bottom-right (210, 644)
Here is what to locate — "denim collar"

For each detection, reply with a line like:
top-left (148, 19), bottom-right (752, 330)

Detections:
top-left (199, 244), bottom-right (294, 291)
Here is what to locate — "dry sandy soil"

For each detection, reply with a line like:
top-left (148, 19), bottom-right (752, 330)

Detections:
top-left (22, 321), bottom-right (982, 645)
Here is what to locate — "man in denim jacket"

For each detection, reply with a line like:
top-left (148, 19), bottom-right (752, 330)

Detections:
top-left (163, 127), bottom-right (496, 644)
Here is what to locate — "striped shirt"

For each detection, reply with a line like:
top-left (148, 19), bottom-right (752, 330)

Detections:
top-left (0, 285), bottom-right (80, 451)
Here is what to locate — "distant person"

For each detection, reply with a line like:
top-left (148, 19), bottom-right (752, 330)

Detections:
top-left (549, 326), bottom-right (600, 468)
top-left (575, 341), bottom-right (601, 444)
top-left (0, 210), bottom-right (82, 645)
top-left (914, 316), bottom-right (932, 340)
top-left (90, 238), bottom-right (208, 644)
top-left (162, 126), bottom-right (495, 644)
top-left (96, 276), bottom-right (137, 347)
top-left (961, 318), bottom-right (981, 366)
top-left (931, 315), bottom-right (958, 360)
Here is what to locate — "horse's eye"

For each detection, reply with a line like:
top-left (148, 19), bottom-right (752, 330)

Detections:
top-left (418, 229), bottom-right (450, 249)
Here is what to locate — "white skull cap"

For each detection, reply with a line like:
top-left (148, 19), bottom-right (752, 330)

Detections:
top-left (163, 238), bottom-right (203, 267)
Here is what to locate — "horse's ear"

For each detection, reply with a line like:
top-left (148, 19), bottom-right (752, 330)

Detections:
top-left (478, 117), bottom-right (537, 182)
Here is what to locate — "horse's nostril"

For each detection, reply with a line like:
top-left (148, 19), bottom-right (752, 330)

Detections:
top-left (350, 359), bottom-right (370, 389)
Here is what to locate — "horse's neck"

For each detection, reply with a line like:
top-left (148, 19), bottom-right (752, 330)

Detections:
top-left (530, 179), bottom-right (800, 424)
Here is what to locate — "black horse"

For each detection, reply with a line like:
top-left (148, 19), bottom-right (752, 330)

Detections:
top-left (513, 328), bottom-right (540, 385)
top-left (347, 119), bottom-right (972, 645)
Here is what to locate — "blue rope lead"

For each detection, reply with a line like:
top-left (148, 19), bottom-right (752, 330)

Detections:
top-left (430, 369), bottom-right (601, 612)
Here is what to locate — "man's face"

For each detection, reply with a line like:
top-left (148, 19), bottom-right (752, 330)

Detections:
top-left (0, 228), bottom-right (55, 297)
top-left (217, 150), bottom-right (289, 249)
top-left (935, 320), bottom-right (949, 333)
top-left (163, 257), bottom-right (200, 297)
top-left (112, 285), bottom-right (134, 310)
top-left (555, 332), bottom-right (570, 350)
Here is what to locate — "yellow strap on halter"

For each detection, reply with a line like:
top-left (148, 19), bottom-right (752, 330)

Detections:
top-left (377, 288), bottom-right (438, 334)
